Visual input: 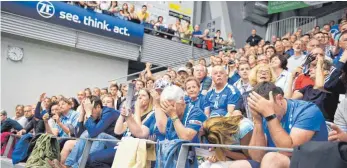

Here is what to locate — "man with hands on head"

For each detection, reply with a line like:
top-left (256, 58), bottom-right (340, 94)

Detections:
top-left (230, 82), bottom-right (328, 168)
top-left (154, 85), bottom-right (207, 143)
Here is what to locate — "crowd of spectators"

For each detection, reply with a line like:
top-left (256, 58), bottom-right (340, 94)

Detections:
top-left (64, 1), bottom-right (236, 51)
top-left (2, 4), bottom-right (347, 168)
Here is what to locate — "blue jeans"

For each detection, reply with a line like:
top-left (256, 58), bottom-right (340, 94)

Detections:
top-left (65, 131), bottom-right (117, 168)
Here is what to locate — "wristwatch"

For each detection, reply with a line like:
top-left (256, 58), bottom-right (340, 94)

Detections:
top-left (265, 114), bottom-right (277, 122)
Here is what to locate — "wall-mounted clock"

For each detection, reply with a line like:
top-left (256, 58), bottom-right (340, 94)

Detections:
top-left (7, 46), bottom-right (24, 62)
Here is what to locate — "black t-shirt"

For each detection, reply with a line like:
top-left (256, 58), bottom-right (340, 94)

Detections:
top-left (299, 84), bottom-right (343, 122)
top-left (246, 35), bottom-right (262, 46)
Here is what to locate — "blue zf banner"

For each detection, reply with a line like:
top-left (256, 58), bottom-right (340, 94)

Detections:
top-left (2, 1), bottom-right (144, 45)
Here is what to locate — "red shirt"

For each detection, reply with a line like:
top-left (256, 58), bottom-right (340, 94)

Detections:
top-left (294, 74), bottom-right (314, 90)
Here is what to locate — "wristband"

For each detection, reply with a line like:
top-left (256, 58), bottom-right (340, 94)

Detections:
top-left (265, 114), bottom-right (277, 122)
top-left (171, 116), bottom-right (179, 123)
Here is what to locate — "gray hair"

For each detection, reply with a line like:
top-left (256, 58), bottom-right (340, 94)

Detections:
top-left (160, 85), bottom-right (185, 102)
top-left (0, 109), bottom-right (7, 116)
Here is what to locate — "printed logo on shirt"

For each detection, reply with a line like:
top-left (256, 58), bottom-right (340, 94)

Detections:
top-left (188, 120), bottom-right (202, 126)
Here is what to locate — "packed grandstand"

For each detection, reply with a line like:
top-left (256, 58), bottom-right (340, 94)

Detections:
top-left (1, 1), bottom-right (347, 168)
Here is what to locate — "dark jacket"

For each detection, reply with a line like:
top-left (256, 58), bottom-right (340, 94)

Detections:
top-left (1, 118), bottom-right (23, 133)
top-left (85, 107), bottom-right (120, 138)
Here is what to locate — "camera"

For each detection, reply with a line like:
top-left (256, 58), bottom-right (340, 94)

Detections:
top-left (228, 60), bottom-right (235, 65)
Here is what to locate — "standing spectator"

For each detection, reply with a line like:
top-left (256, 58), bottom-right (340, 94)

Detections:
top-left (128, 4), bottom-right (140, 24)
top-left (1, 110), bottom-right (23, 133)
top-left (109, 1), bottom-right (119, 15)
top-left (172, 18), bottom-right (181, 41)
top-left (179, 20), bottom-right (192, 44)
top-left (119, 3), bottom-right (130, 20)
top-left (154, 16), bottom-right (166, 31)
top-left (225, 33), bottom-right (236, 49)
top-left (193, 65), bottom-right (212, 95)
top-left (287, 40), bottom-right (306, 72)
top-left (246, 29), bottom-right (262, 46)
top-left (204, 66), bottom-right (241, 117)
top-left (11, 105), bottom-right (28, 128)
top-left (230, 82), bottom-right (328, 168)
top-left (214, 30), bottom-right (224, 50)
top-left (137, 5), bottom-right (149, 23)
top-left (192, 25), bottom-right (204, 48)
top-left (248, 54), bottom-right (257, 68)
top-left (98, 1), bottom-right (112, 15)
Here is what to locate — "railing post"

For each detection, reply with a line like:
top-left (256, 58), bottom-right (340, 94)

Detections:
top-left (3, 135), bottom-right (15, 157)
top-left (294, 17), bottom-right (297, 33)
top-left (79, 139), bottom-right (92, 168)
top-left (176, 144), bottom-right (189, 168)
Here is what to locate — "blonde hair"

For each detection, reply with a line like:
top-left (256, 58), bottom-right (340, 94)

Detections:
top-left (203, 116), bottom-right (243, 161)
top-left (249, 64), bottom-right (276, 86)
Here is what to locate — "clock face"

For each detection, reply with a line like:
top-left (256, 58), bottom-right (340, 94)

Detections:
top-left (7, 46), bottom-right (24, 61)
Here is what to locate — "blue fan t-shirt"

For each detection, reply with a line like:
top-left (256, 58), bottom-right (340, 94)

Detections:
top-left (263, 99), bottom-right (328, 147)
top-left (204, 84), bottom-right (241, 117)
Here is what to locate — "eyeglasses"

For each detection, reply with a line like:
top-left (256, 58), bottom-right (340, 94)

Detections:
top-left (257, 70), bottom-right (270, 75)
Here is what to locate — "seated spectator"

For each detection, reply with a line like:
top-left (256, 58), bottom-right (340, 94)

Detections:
top-left (286, 49), bottom-right (346, 122)
top-left (248, 54), bottom-right (257, 68)
top-left (204, 66), bottom-right (241, 117)
top-left (16, 105), bottom-right (45, 136)
top-left (282, 38), bottom-right (294, 56)
top-left (274, 41), bottom-right (285, 55)
top-left (198, 57), bottom-right (207, 67)
top-left (137, 5), bottom-right (149, 23)
top-left (265, 46), bottom-right (276, 59)
top-left (234, 62), bottom-right (253, 94)
top-left (334, 97), bottom-right (347, 132)
top-left (69, 98), bottom-right (79, 111)
top-left (200, 116), bottom-right (253, 167)
top-left (84, 88), bottom-right (92, 99)
top-left (54, 98), bottom-right (80, 138)
top-left (227, 59), bottom-right (241, 85)
top-left (11, 105), bottom-right (28, 128)
top-left (64, 97), bottom-right (119, 168)
top-left (1, 109), bottom-right (23, 133)
top-left (193, 65), bottom-right (212, 95)
top-left (230, 81), bottom-right (328, 168)
top-left (246, 29), bottom-right (262, 46)
top-left (234, 64), bottom-right (276, 118)
top-left (290, 35), bottom-right (297, 44)
top-left (119, 3), bottom-right (130, 20)
top-left (287, 40), bottom-right (307, 72)
top-left (256, 55), bottom-right (269, 65)
top-left (175, 67), bottom-right (189, 88)
top-left (100, 88), bottom-right (108, 96)
top-left (270, 54), bottom-right (291, 92)
top-left (184, 77), bottom-right (206, 111)
top-left (92, 87), bottom-right (101, 97)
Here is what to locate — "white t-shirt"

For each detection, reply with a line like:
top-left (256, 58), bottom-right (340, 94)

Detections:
top-left (275, 70), bottom-right (292, 92)
top-left (287, 54), bottom-right (307, 72)
top-left (11, 116), bottom-right (28, 128)
top-left (99, 1), bottom-right (111, 10)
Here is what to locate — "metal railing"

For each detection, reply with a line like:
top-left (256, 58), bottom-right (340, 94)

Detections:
top-left (2, 134), bottom-right (293, 168)
top-left (266, 16), bottom-right (316, 41)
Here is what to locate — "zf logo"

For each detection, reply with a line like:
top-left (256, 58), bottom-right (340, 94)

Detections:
top-left (37, 1), bottom-right (55, 18)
